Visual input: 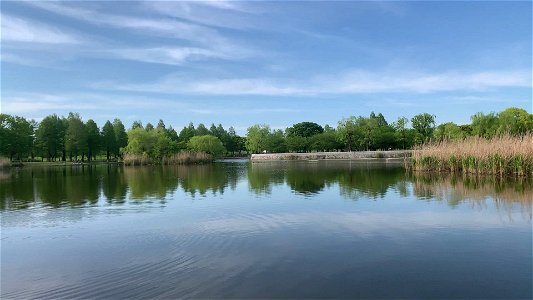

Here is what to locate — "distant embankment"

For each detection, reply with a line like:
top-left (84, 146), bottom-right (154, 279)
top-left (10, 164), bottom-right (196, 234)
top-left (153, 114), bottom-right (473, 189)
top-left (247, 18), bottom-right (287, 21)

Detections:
top-left (251, 150), bottom-right (411, 161)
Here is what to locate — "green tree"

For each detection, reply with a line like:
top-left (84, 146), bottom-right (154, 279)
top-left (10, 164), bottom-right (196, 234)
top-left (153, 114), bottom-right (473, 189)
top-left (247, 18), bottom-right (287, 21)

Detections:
top-left (411, 113), bottom-right (436, 143)
top-left (286, 122), bottom-right (323, 138)
top-left (336, 116), bottom-right (361, 151)
top-left (35, 114), bottom-right (65, 161)
top-left (145, 123), bottom-right (154, 131)
top-left (113, 118), bottom-right (128, 158)
top-left (131, 120), bottom-right (143, 130)
top-left (308, 132), bottom-right (341, 151)
top-left (166, 126), bottom-right (179, 142)
top-left (286, 136), bottom-right (308, 152)
top-left (245, 124), bottom-right (270, 153)
top-left (434, 122), bottom-right (464, 141)
top-left (179, 122), bottom-right (196, 142)
top-left (0, 114), bottom-right (33, 160)
top-left (156, 119), bottom-right (166, 131)
top-left (471, 112), bottom-right (499, 138)
top-left (497, 107), bottom-right (533, 135)
top-left (123, 127), bottom-right (157, 156)
top-left (187, 135), bottom-right (226, 158)
top-left (101, 120), bottom-right (116, 161)
top-left (266, 130), bottom-right (287, 153)
top-left (85, 119), bottom-right (100, 161)
top-left (195, 123), bottom-right (209, 136)
top-left (392, 117), bottom-right (413, 149)
top-left (65, 113), bottom-right (88, 161)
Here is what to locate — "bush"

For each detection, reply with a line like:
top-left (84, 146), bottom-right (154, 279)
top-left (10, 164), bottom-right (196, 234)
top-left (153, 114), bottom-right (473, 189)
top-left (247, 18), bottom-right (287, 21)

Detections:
top-left (187, 135), bottom-right (226, 158)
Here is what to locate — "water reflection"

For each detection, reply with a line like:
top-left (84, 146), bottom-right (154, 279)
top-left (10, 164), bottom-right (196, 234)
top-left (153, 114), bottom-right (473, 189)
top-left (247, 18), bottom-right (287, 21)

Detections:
top-left (1, 161), bottom-right (531, 215)
top-left (410, 173), bottom-right (532, 218)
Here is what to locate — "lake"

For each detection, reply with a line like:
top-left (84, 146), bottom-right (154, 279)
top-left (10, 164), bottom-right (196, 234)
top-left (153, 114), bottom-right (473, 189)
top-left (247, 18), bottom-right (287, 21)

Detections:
top-left (1, 160), bottom-right (531, 299)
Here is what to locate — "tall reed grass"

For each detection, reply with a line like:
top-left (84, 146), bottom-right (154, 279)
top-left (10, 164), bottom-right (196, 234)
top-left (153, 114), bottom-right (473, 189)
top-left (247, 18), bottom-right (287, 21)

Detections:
top-left (408, 134), bottom-right (533, 177)
top-left (123, 151), bottom-right (212, 166)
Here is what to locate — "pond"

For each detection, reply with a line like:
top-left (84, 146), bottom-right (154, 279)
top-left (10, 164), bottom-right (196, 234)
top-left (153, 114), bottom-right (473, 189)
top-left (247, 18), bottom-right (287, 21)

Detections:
top-left (1, 160), bottom-right (531, 299)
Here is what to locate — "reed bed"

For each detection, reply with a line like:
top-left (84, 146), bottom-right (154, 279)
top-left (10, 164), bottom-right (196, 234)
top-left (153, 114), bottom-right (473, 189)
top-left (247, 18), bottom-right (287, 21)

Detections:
top-left (123, 151), bottom-right (212, 166)
top-left (161, 151), bottom-right (212, 165)
top-left (409, 134), bottom-right (533, 176)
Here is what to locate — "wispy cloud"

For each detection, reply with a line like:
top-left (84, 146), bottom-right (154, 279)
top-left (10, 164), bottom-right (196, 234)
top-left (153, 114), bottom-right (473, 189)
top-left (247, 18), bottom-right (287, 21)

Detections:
top-left (0, 92), bottom-right (297, 116)
top-left (23, 1), bottom-right (256, 65)
top-left (96, 69), bottom-right (532, 96)
top-left (141, 1), bottom-right (259, 30)
top-left (1, 14), bottom-right (81, 44)
top-left (25, 1), bottom-right (229, 44)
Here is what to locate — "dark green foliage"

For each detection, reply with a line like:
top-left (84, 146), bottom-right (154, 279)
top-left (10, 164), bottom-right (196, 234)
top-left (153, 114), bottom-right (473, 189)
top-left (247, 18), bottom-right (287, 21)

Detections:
top-left (411, 113), bottom-right (436, 143)
top-left (65, 113), bottom-right (88, 161)
top-left (286, 122), bottom-right (323, 138)
top-left (308, 132), bottom-right (341, 151)
top-left (85, 119), bottom-right (100, 161)
top-left (101, 121), bottom-right (116, 161)
top-left (0, 114), bottom-right (34, 160)
top-left (34, 114), bottom-right (65, 161)
top-left (195, 123), bottom-right (209, 136)
top-left (266, 130), bottom-right (287, 153)
top-left (113, 119), bottom-right (128, 157)
top-left (179, 122), bottom-right (196, 142)
top-left (131, 120), bottom-right (143, 130)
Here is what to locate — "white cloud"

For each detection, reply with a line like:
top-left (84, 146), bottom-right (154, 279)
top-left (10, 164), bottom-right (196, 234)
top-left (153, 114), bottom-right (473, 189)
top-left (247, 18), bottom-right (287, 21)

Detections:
top-left (25, 2), bottom-right (225, 45)
top-left (109, 46), bottom-right (237, 65)
top-left (98, 69), bottom-right (532, 96)
top-left (0, 14), bottom-right (80, 44)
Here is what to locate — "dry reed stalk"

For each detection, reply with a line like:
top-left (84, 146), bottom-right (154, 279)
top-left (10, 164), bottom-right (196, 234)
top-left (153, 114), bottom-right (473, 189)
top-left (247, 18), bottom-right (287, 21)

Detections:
top-left (408, 134), bottom-right (533, 176)
top-left (123, 152), bottom-right (212, 166)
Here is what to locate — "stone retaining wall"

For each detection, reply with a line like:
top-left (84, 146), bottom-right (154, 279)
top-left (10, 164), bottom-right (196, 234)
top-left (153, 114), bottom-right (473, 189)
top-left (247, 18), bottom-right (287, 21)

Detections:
top-left (251, 150), bottom-right (411, 161)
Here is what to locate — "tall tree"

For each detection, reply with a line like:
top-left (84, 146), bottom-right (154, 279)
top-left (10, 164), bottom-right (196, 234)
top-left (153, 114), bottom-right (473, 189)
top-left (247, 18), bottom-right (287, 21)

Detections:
top-left (196, 123), bottom-right (209, 136)
top-left (179, 122), bottom-right (196, 142)
top-left (145, 123), bottom-right (154, 131)
top-left (411, 113), bottom-right (436, 144)
top-left (497, 107), bottom-right (533, 135)
top-left (85, 119), bottom-right (100, 162)
top-left (286, 122), bottom-right (324, 138)
top-left (131, 120), bottom-right (143, 130)
top-left (113, 118), bottom-right (128, 157)
top-left (336, 117), bottom-right (361, 151)
top-left (245, 124), bottom-right (270, 153)
top-left (65, 113), bottom-right (88, 161)
top-left (35, 114), bottom-right (64, 161)
top-left (157, 119), bottom-right (166, 131)
top-left (0, 114), bottom-right (33, 160)
top-left (101, 120), bottom-right (116, 161)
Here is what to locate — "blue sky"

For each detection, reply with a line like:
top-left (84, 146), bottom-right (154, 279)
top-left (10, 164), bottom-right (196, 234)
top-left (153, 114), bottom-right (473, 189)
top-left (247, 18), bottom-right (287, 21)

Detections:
top-left (1, 1), bottom-right (532, 133)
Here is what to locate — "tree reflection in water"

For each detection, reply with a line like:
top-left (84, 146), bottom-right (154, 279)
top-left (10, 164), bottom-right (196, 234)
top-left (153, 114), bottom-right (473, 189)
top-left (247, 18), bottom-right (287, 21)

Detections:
top-left (1, 161), bottom-right (531, 217)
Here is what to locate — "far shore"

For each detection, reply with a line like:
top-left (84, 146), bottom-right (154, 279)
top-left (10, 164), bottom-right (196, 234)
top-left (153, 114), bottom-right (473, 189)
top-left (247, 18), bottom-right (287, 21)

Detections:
top-left (251, 150), bottom-right (412, 161)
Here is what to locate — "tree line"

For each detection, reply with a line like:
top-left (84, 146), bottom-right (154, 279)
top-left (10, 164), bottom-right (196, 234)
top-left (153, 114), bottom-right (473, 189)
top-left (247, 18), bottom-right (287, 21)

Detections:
top-left (1, 107), bottom-right (531, 161)
top-left (244, 107), bottom-right (533, 153)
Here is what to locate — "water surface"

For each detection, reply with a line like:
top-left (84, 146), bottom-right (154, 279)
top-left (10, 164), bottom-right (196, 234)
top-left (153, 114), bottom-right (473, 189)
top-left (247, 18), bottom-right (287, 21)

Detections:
top-left (1, 161), bottom-right (531, 299)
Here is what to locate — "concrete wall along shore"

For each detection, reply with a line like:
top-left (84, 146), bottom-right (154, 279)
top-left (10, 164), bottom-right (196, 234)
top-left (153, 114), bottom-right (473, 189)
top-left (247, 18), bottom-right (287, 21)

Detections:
top-left (250, 150), bottom-right (411, 161)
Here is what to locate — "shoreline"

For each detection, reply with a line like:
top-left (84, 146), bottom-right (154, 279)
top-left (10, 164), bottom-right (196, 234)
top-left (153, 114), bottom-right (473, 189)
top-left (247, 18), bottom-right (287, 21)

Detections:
top-left (250, 150), bottom-right (411, 161)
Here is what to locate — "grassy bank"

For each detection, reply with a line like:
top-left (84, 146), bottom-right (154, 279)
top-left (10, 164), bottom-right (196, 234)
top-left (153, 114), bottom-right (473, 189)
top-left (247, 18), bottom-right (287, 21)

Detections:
top-left (409, 135), bottom-right (533, 176)
top-left (123, 151), bottom-right (212, 166)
